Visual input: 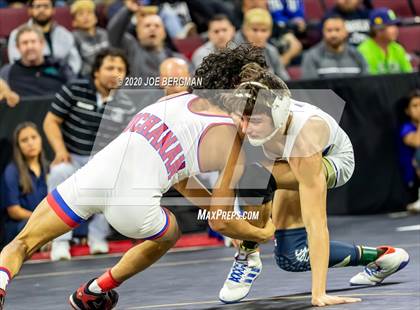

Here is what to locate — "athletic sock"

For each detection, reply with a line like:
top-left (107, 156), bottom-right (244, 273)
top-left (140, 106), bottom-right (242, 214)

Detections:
top-left (241, 241), bottom-right (259, 251)
top-left (236, 241), bottom-right (259, 261)
top-left (0, 267), bottom-right (11, 291)
top-left (358, 246), bottom-right (387, 266)
top-left (89, 269), bottom-right (121, 293)
top-left (88, 280), bottom-right (103, 294)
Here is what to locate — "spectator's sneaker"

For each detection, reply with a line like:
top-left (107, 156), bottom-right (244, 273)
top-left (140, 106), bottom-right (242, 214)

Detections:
top-left (350, 247), bottom-right (410, 286)
top-left (89, 239), bottom-right (109, 255)
top-left (219, 251), bottom-right (262, 303)
top-left (407, 200), bottom-right (420, 214)
top-left (0, 288), bottom-right (5, 310)
top-left (69, 279), bottom-right (118, 310)
top-left (50, 240), bottom-right (71, 261)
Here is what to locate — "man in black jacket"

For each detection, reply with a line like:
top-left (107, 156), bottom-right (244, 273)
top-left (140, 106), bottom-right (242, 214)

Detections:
top-left (0, 25), bottom-right (74, 97)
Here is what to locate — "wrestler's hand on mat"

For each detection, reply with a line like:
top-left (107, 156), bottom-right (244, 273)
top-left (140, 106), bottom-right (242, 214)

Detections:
top-left (311, 294), bottom-right (361, 307)
top-left (260, 218), bottom-right (275, 243)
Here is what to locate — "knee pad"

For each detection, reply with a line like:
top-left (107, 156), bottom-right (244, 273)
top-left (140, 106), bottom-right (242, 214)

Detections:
top-left (274, 228), bottom-right (311, 272)
top-left (235, 162), bottom-right (277, 205)
top-left (274, 250), bottom-right (311, 272)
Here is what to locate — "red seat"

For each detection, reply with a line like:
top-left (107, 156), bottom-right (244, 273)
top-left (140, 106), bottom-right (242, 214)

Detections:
top-left (413, 0), bottom-right (420, 16)
top-left (371, 0), bottom-right (413, 17)
top-left (287, 66), bottom-right (302, 80)
top-left (304, 0), bottom-right (325, 21)
top-left (0, 7), bottom-right (72, 40)
top-left (0, 8), bottom-right (28, 38)
top-left (398, 25), bottom-right (420, 54)
top-left (54, 7), bottom-right (73, 31)
top-left (172, 36), bottom-right (204, 60)
top-left (324, 0), bottom-right (337, 10)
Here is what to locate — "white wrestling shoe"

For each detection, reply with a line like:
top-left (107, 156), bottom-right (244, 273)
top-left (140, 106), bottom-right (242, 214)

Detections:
top-left (89, 239), bottom-right (109, 255)
top-left (350, 247), bottom-right (409, 286)
top-left (219, 250), bottom-right (262, 303)
top-left (50, 240), bottom-right (71, 261)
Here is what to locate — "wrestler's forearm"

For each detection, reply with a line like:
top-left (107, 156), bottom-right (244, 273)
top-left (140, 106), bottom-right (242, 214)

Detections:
top-left (210, 215), bottom-right (270, 243)
top-left (307, 225), bottom-right (330, 297)
top-left (208, 187), bottom-right (273, 243)
top-left (173, 177), bottom-right (212, 210)
top-left (300, 183), bottom-right (329, 298)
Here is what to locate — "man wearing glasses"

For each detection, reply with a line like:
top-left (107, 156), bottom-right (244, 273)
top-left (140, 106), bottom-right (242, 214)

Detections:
top-left (8, 0), bottom-right (81, 74)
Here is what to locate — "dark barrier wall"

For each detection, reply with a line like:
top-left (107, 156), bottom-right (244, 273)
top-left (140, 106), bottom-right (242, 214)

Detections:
top-left (289, 73), bottom-right (420, 214)
top-left (1, 73), bottom-right (419, 217)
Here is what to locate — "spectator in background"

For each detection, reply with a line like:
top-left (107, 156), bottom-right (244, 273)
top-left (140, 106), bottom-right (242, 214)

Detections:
top-left (106, 0), bottom-right (196, 39)
top-left (324, 0), bottom-right (370, 46)
top-left (191, 15), bottom-right (235, 68)
top-left (234, 8), bottom-right (289, 80)
top-left (398, 89), bottom-right (420, 213)
top-left (0, 80), bottom-right (19, 108)
top-left (232, 0), bottom-right (269, 28)
top-left (268, 0), bottom-right (305, 34)
top-left (234, 0), bottom-right (301, 66)
top-left (8, 0), bottom-right (81, 74)
top-left (183, 0), bottom-right (235, 34)
top-left (0, 122), bottom-right (48, 243)
top-left (267, 0), bottom-right (303, 66)
top-left (71, 0), bottom-right (109, 77)
top-left (159, 57), bottom-right (189, 95)
top-left (107, 0), bottom-right (186, 81)
top-left (158, 1), bottom-right (197, 39)
top-left (302, 15), bottom-right (367, 79)
top-left (0, 25), bottom-right (74, 97)
top-left (358, 8), bottom-right (412, 75)
top-left (43, 48), bottom-right (136, 261)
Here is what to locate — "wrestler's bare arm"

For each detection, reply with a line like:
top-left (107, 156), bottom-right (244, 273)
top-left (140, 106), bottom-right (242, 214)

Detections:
top-left (172, 176), bottom-right (212, 210)
top-left (199, 125), bottom-right (275, 243)
top-left (289, 118), bottom-right (359, 306)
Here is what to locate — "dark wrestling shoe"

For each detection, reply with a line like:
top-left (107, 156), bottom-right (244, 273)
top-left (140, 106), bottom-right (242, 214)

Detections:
top-left (0, 288), bottom-right (5, 310)
top-left (69, 279), bottom-right (118, 310)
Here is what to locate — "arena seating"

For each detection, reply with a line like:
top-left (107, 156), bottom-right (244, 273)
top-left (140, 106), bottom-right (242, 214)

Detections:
top-left (304, 0), bottom-right (325, 22)
top-left (172, 36), bottom-right (204, 60)
top-left (371, 0), bottom-right (414, 17)
top-left (287, 66), bottom-right (302, 80)
top-left (398, 24), bottom-right (420, 54)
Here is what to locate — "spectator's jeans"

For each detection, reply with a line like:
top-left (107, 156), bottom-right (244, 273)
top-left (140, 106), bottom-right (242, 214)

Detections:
top-left (160, 3), bottom-right (184, 39)
top-left (48, 153), bottom-right (110, 244)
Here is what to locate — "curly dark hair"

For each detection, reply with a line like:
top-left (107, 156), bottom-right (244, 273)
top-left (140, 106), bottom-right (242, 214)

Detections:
top-left (190, 44), bottom-right (267, 107)
top-left (91, 47), bottom-right (129, 80)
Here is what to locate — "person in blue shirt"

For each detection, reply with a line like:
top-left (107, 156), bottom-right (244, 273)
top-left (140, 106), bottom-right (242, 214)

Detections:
top-left (268, 0), bottom-right (305, 33)
top-left (1, 122), bottom-right (48, 243)
top-left (398, 89), bottom-right (420, 213)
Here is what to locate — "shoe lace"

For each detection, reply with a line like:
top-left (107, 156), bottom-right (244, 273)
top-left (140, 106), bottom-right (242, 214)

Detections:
top-left (228, 260), bottom-right (247, 283)
top-left (364, 263), bottom-right (382, 277)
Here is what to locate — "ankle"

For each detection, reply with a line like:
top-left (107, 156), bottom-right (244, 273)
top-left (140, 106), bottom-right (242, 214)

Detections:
top-left (358, 246), bottom-right (390, 266)
top-left (241, 241), bottom-right (259, 252)
top-left (96, 269), bottom-right (121, 292)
